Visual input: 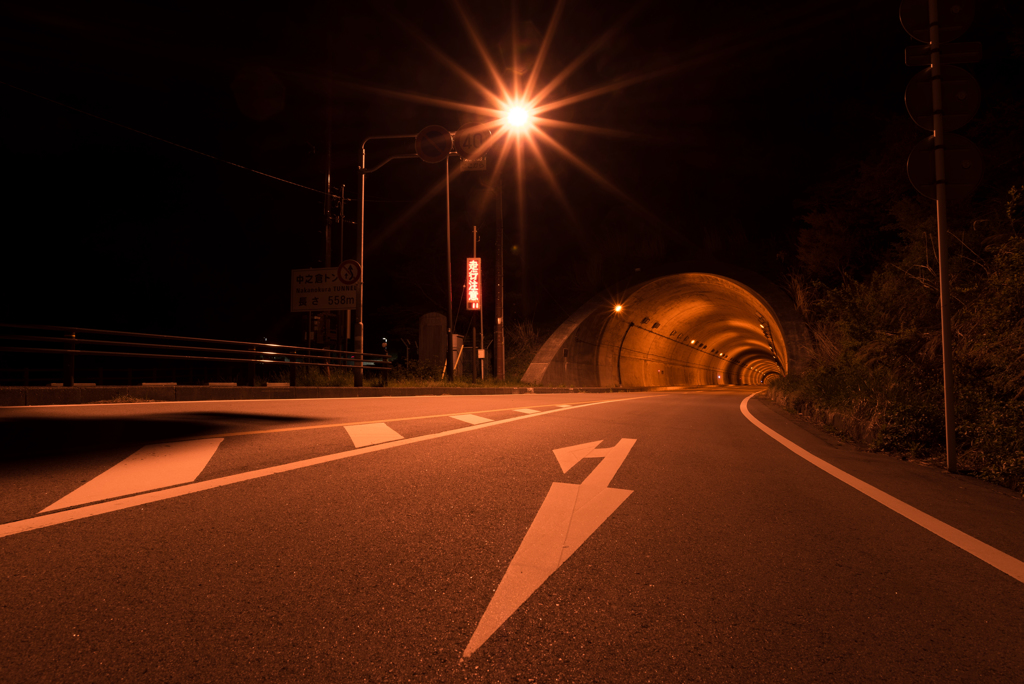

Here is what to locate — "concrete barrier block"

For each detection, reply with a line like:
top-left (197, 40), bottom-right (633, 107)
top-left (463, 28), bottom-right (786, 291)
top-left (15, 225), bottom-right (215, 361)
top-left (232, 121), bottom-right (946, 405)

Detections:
top-left (0, 388), bottom-right (26, 405)
top-left (25, 387), bottom-right (81, 405)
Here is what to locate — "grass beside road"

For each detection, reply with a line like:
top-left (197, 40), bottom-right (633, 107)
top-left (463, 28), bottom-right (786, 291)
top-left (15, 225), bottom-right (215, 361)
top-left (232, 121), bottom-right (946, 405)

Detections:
top-left (768, 189), bottom-right (1024, 495)
top-left (264, 321), bottom-right (547, 390)
top-left (264, 364), bottom-right (533, 390)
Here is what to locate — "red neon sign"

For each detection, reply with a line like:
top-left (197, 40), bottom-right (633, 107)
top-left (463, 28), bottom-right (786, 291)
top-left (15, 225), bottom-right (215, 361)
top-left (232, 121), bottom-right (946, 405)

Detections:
top-left (466, 258), bottom-right (482, 311)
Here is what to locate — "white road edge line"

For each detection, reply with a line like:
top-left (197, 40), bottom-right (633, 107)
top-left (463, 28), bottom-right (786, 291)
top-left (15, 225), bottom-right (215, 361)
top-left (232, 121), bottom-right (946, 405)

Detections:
top-left (0, 394), bottom-right (654, 539)
top-left (740, 393), bottom-right (1024, 584)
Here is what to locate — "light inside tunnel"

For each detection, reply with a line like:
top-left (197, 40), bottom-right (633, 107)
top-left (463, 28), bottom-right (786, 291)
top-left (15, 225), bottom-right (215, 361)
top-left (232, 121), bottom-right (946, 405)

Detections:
top-left (521, 273), bottom-right (796, 387)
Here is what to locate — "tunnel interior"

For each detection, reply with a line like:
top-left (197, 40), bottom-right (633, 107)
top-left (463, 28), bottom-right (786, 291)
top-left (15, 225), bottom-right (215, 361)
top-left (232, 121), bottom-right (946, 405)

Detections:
top-left (522, 273), bottom-right (789, 387)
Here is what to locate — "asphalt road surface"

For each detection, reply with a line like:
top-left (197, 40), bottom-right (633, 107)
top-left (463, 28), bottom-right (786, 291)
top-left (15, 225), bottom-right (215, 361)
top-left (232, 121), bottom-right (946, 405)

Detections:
top-left (1, 389), bottom-right (1022, 683)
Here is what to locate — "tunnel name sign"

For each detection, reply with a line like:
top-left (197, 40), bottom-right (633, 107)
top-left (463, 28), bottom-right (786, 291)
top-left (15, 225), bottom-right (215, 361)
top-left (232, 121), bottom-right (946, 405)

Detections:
top-left (290, 268), bottom-right (359, 312)
top-left (466, 258), bottom-right (481, 311)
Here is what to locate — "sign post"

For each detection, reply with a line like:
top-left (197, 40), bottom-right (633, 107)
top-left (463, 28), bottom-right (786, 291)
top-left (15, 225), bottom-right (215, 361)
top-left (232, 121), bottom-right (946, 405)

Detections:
top-left (469, 226), bottom-right (484, 380)
top-left (361, 126), bottom-right (456, 382)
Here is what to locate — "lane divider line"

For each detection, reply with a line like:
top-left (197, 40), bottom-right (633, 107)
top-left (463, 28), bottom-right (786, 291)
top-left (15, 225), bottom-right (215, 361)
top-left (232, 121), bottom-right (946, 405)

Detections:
top-left (41, 439), bottom-right (223, 513)
top-left (169, 402), bottom-right (601, 442)
top-left (740, 394), bottom-right (1024, 584)
top-left (514, 408), bottom-right (540, 414)
top-left (0, 395), bottom-right (654, 540)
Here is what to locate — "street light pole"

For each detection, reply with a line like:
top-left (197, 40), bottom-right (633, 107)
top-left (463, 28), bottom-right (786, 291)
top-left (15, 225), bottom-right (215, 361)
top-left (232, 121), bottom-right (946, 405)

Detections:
top-left (494, 178), bottom-right (505, 381)
top-left (324, 128), bottom-right (334, 358)
top-left (445, 154), bottom-right (456, 382)
top-left (358, 134), bottom-right (418, 387)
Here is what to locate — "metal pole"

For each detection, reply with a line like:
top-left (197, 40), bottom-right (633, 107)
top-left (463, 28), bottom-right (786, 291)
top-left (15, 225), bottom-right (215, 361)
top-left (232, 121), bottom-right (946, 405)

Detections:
top-left (473, 225), bottom-right (482, 381)
top-left (617, 322), bottom-right (634, 387)
top-left (495, 178), bottom-right (505, 381)
top-left (339, 184), bottom-right (347, 355)
top-left (63, 332), bottom-right (75, 387)
top-left (471, 326), bottom-right (478, 382)
top-left (475, 224), bottom-right (484, 381)
top-left (324, 123), bottom-right (333, 357)
top-left (356, 134), bottom-right (418, 388)
top-left (929, 0), bottom-right (957, 473)
top-left (356, 144), bottom-right (366, 387)
top-left (445, 154), bottom-right (456, 382)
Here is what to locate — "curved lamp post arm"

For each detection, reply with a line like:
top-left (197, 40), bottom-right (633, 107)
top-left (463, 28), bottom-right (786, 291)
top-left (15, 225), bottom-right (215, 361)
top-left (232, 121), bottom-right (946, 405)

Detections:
top-left (362, 153), bottom-right (419, 175)
top-left (354, 134), bottom-right (417, 387)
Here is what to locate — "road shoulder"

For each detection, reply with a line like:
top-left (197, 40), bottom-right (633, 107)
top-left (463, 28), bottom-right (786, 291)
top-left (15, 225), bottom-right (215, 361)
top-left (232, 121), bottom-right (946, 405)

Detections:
top-left (746, 393), bottom-right (1024, 569)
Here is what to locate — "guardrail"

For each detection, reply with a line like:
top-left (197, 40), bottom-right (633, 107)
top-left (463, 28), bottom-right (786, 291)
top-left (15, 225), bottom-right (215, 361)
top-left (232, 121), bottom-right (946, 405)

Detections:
top-left (0, 323), bottom-right (391, 387)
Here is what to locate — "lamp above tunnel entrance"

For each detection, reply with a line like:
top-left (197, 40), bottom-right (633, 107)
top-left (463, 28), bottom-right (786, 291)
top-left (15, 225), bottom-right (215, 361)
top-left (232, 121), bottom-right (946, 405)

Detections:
top-left (521, 273), bottom-right (796, 388)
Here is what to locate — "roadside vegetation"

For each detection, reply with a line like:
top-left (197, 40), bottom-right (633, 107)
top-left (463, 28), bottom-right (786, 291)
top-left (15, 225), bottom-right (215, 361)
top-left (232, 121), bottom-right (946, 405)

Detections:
top-left (386, 320), bottom-right (546, 387)
top-left (766, 22), bottom-right (1023, 494)
top-left (771, 185), bottom-right (1023, 494)
top-left (263, 320), bottom-right (546, 389)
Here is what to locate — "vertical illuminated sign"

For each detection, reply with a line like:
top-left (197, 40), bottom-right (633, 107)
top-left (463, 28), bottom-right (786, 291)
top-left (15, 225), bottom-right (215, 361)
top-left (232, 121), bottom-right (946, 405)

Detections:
top-left (466, 258), bottom-right (482, 311)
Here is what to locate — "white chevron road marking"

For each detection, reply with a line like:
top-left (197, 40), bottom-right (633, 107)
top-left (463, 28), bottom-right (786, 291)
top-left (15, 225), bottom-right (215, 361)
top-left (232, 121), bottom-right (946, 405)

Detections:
top-left (451, 414), bottom-right (493, 425)
top-left (344, 423), bottom-right (404, 448)
top-left (3, 395), bottom-right (653, 540)
top-left (41, 438), bottom-right (224, 512)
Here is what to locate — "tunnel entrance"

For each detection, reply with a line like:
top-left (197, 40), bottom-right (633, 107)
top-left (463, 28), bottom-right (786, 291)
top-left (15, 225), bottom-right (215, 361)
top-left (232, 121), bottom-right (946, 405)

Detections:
top-left (521, 273), bottom-right (799, 387)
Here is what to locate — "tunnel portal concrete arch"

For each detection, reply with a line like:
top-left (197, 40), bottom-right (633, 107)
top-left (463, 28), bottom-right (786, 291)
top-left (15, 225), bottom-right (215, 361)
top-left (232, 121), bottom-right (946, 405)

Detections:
top-left (521, 273), bottom-right (799, 387)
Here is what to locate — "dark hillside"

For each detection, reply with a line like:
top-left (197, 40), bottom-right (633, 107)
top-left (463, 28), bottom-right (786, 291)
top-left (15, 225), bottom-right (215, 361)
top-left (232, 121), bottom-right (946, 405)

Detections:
top-left (770, 7), bottom-right (1024, 493)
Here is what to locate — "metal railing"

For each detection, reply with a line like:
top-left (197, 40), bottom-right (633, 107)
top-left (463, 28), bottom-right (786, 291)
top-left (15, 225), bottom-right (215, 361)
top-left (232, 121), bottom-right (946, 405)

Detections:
top-left (0, 323), bottom-right (391, 387)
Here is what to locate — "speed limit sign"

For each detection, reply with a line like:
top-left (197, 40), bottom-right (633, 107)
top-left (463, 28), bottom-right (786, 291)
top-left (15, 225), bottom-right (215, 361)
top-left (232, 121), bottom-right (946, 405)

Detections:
top-left (454, 122), bottom-right (492, 161)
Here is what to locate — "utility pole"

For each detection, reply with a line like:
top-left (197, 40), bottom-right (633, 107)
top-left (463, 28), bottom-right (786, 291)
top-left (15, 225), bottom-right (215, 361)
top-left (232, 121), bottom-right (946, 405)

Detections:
top-left (323, 116), bottom-right (333, 358)
top-left (928, 0), bottom-right (956, 473)
top-left (494, 178), bottom-right (505, 381)
top-left (901, 0), bottom-right (983, 474)
top-left (336, 184), bottom-right (346, 355)
top-left (445, 154), bottom-right (456, 382)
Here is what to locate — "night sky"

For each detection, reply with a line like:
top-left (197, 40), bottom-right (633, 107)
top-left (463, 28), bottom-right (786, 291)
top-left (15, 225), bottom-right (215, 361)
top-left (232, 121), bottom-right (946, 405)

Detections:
top-left (2, 0), bottom-right (1017, 348)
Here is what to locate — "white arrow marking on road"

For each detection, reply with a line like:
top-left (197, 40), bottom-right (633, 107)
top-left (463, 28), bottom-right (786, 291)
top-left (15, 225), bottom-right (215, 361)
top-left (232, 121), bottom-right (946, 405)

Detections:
top-left (41, 438), bottom-right (223, 512)
top-left (463, 438), bottom-right (636, 659)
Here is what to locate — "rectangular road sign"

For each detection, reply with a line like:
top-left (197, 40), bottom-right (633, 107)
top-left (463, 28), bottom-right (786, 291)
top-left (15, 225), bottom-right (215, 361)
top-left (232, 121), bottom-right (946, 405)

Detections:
top-left (466, 258), bottom-right (482, 311)
top-left (291, 268), bottom-right (359, 312)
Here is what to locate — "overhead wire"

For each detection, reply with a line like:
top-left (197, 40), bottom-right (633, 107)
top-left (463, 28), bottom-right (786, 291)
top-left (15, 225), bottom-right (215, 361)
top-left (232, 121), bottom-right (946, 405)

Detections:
top-left (0, 80), bottom-right (336, 198)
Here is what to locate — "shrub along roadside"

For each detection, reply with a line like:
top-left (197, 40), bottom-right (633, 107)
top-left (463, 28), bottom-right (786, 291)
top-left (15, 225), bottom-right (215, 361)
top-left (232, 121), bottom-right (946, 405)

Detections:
top-left (771, 188), bottom-right (1024, 495)
top-left (258, 320), bottom-right (548, 389)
